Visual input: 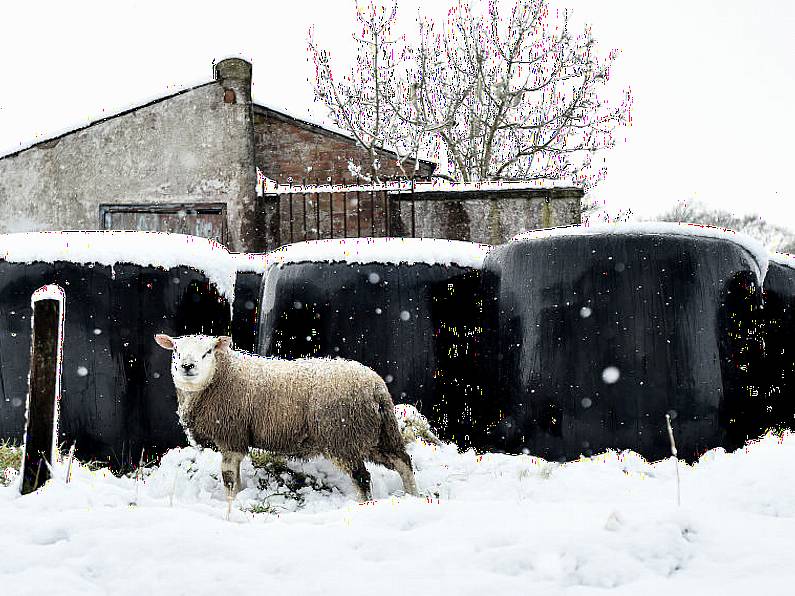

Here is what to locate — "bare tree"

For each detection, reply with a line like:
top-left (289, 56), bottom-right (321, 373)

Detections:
top-left (658, 199), bottom-right (795, 253)
top-left (309, 0), bottom-right (633, 188)
top-left (308, 2), bottom-right (424, 182)
top-left (411, 1), bottom-right (631, 186)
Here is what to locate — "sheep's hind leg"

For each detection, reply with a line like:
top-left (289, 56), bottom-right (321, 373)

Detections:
top-left (389, 455), bottom-right (418, 497)
top-left (373, 451), bottom-right (419, 497)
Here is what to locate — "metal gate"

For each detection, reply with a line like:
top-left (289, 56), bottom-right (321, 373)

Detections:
top-left (267, 181), bottom-right (417, 245)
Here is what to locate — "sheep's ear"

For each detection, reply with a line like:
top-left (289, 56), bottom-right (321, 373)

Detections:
top-left (215, 336), bottom-right (232, 351)
top-left (154, 334), bottom-right (176, 350)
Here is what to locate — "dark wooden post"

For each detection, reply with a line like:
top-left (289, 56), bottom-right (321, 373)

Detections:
top-left (302, 180), bottom-right (308, 242)
top-left (410, 180), bottom-right (416, 239)
top-left (20, 287), bottom-right (64, 495)
top-left (343, 187), bottom-right (348, 238)
top-left (257, 193), bottom-right (281, 252)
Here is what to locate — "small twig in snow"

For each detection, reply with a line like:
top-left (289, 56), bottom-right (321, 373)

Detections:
top-left (65, 443), bottom-right (76, 484)
top-left (42, 455), bottom-right (56, 478)
top-left (133, 448), bottom-right (145, 506)
top-left (665, 414), bottom-right (681, 507)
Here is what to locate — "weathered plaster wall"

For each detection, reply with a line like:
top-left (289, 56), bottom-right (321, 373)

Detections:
top-left (0, 59), bottom-right (259, 251)
top-left (393, 189), bottom-right (583, 244)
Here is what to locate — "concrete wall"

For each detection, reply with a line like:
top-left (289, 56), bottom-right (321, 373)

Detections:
top-left (0, 59), bottom-right (260, 252)
top-left (393, 188), bottom-right (583, 245)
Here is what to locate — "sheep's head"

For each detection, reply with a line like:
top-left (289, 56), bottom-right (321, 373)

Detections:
top-left (154, 334), bottom-right (232, 392)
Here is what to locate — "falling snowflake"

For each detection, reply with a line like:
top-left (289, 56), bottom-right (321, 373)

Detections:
top-left (602, 367), bottom-right (620, 384)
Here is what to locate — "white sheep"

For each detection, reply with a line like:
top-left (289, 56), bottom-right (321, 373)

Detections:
top-left (154, 334), bottom-right (418, 502)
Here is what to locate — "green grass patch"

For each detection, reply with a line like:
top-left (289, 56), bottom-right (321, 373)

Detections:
top-left (242, 502), bottom-right (283, 515)
top-left (0, 439), bottom-right (22, 486)
top-left (247, 449), bottom-right (332, 512)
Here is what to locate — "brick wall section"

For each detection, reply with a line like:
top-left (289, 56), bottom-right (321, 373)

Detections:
top-left (252, 107), bottom-right (435, 183)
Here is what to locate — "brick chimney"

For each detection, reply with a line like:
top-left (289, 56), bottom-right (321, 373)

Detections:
top-left (214, 58), bottom-right (252, 104)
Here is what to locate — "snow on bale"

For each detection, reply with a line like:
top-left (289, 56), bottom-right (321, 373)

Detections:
top-left (480, 223), bottom-right (768, 463)
top-left (231, 253), bottom-right (268, 353)
top-left (761, 254), bottom-right (795, 431)
top-left (0, 232), bottom-right (234, 469)
top-left (258, 238), bottom-right (490, 448)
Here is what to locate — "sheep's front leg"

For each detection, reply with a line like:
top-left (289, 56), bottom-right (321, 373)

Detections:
top-left (348, 460), bottom-right (373, 502)
top-left (221, 451), bottom-right (245, 498)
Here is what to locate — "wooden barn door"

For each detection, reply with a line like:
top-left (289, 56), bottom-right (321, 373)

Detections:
top-left (99, 203), bottom-right (228, 245)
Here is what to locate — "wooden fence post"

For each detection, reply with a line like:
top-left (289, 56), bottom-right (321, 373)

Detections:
top-left (20, 285), bottom-right (65, 495)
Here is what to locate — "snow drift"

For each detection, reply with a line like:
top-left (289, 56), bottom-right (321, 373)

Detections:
top-left (2, 427), bottom-right (795, 595)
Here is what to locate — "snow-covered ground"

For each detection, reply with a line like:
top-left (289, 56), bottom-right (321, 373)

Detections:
top-left (3, 429), bottom-right (795, 595)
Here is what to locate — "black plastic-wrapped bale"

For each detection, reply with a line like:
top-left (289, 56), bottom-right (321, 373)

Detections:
top-left (258, 238), bottom-right (489, 448)
top-left (0, 232), bottom-right (234, 469)
top-left (761, 256), bottom-right (795, 431)
top-left (480, 223), bottom-right (767, 463)
top-left (231, 254), bottom-right (267, 353)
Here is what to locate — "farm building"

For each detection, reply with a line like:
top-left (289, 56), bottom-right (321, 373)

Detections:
top-left (0, 58), bottom-right (582, 251)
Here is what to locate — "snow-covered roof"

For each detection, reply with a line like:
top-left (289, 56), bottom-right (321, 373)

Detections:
top-left (252, 102), bottom-right (436, 169)
top-left (0, 231), bottom-right (237, 299)
top-left (513, 222), bottom-right (769, 283)
top-left (1, 82), bottom-right (216, 162)
top-left (254, 102), bottom-right (366, 148)
top-left (266, 237), bottom-right (491, 269)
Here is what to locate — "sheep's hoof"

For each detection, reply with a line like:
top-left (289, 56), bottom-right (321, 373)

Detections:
top-left (226, 494), bottom-right (233, 521)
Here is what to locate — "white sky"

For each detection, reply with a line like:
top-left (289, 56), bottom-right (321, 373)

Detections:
top-left (1, 0), bottom-right (793, 225)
